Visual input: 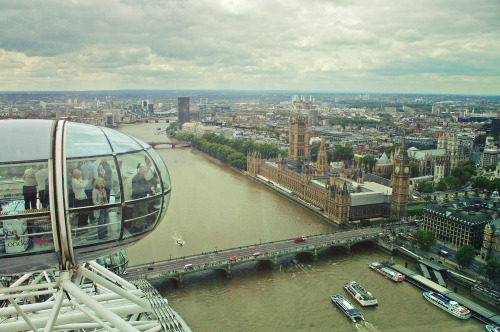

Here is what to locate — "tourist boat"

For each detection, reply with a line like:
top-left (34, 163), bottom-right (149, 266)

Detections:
top-left (423, 292), bottom-right (471, 319)
top-left (369, 262), bottom-right (405, 282)
top-left (344, 281), bottom-right (378, 307)
top-left (330, 294), bottom-right (364, 323)
top-left (173, 234), bottom-right (185, 246)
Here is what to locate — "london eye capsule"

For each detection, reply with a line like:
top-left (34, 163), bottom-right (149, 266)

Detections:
top-left (0, 119), bottom-right (171, 275)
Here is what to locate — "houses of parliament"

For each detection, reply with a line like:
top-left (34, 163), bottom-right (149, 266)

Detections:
top-left (247, 114), bottom-right (411, 225)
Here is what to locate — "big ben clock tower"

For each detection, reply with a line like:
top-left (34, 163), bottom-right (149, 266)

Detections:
top-left (390, 137), bottom-right (412, 220)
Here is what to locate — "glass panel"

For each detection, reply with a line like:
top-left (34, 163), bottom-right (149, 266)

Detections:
top-left (116, 152), bottom-right (157, 202)
top-left (1, 212), bottom-right (54, 257)
top-left (68, 158), bottom-right (98, 210)
top-left (135, 137), bottom-right (151, 150)
top-left (96, 250), bottom-right (128, 276)
top-left (0, 120), bottom-right (53, 163)
top-left (147, 148), bottom-right (171, 192)
top-left (69, 205), bottom-right (121, 246)
top-left (65, 122), bottom-right (112, 158)
top-left (123, 199), bottom-right (157, 237)
top-left (160, 192), bottom-right (171, 222)
top-left (67, 157), bottom-right (118, 207)
top-left (101, 127), bottom-right (144, 154)
top-left (149, 196), bottom-right (162, 228)
top-left (0, 162), bottom-right (50, 213)
top-left (1, 164), bottom-right (26, 212)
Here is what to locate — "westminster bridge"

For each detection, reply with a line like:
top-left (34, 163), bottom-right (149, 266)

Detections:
top-left (123, 226), bottom-right (391, 287)
top-left (147, 141), bottom-right (191, 148)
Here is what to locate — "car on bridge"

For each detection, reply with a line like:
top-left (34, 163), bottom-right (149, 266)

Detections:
top-left (253, 252), bottom-right (261, 257)
top-left (294, 237), bottom-right (306, 243)
top-left (230, 255), bottom-right (237, 261)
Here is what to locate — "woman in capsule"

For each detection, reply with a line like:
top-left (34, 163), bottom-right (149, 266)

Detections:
top-left (92, 177), bottom-right (109, 239)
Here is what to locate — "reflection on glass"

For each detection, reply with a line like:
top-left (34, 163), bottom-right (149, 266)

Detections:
top-left (161, 193), bottom-right (171, 222)
top-left (117, 151), bottom-right (158, 200)
top-left (96, 250), bottom-right (128, 276)
top-left (0, 162), bottom-right (50, 213)
top-left (0, 120), bottom-right (53, 163)
top-left (70, 205), bottom-right (121, 246)
top-left (67, 157), bottom-right (119, 210)
top-left (148, 148), bottom-right (171, 192)
top-left (1, 213), bottom-right (54, 255)
top-left (65, 122), bottom-right (112, 158)
top-left (123, 200), bottom-right (159, 236)
top-left (101, 127), bottom-right (144, 154)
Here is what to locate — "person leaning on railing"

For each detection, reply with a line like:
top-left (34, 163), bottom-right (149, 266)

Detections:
top-left (71, 169), bottom-right (92, 226)
top-left (22, 165), bottom-right (38, 210)
top-left (130, 164), bottom-right (155, 232)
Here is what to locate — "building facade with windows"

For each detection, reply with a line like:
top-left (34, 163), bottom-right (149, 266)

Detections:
top-left (481, 215), bottom-right (500, 262)
top-left (422, 195), bottom-right (494, 250)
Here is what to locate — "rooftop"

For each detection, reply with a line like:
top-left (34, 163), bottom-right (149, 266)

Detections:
top-left (424, 194), bottom-right (496, 227)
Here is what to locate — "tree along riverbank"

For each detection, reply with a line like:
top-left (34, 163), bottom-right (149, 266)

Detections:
top-left (170, 131), bottom-right (285, 171)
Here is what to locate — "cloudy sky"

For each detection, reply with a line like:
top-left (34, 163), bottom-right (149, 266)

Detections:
top-left (1, 0), bottom-right (499, 94)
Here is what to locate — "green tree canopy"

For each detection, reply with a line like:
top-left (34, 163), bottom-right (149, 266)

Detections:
top-left (485, 164), bottom-right (497, 172)
top-left (414, 230), bottom-right (437, 251)
top-left (411, 162), bottom-right (419, 177)
top-left (310, 145), bottom-right (320, 158)
top-left (455, 245), bottom-right (476, 269)
top-left (443, 175), bottom-right (462, 189)
top-left (484, 259), bottom-right (500, 283)
top-left (419, 145), bottom-right (432, 150)
top-left (417, 181), bottom-right (434, 193)
top-left (167, 121), bottom-right (179, 131)
top-left (472, 176), bottom-right (490, 191)
top-left (489, 178), bottom-right (500, 193)
top-left (360, 155), bottom-right (377, 172)
top-left (333, 145), bottom-right (354, 162)
top-left (171, 131), bottom-right (287, 171)
top-left (436, 181), bottom-right (447, 191)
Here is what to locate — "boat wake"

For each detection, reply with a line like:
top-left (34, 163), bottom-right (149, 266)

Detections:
top-left (294, 262), bottom-right (318, 280)
top-left (355, 321), bottom-right (378, 331)
top-left (172, 233), bottom-right (185, 246)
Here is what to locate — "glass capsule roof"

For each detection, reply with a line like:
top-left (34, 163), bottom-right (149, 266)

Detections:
top-left (0, 119), bottom-right (54, 163)
top-left (0, 119), bottom-right (152, 163)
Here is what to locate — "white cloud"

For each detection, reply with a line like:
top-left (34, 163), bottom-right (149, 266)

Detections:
top-left (0, 0), bottom-right (499, 94)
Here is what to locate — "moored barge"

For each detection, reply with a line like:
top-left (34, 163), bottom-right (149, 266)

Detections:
top-left (423, 291), bottom-right (471, 320)
top-left (369, 262), bottom-right (405, 282)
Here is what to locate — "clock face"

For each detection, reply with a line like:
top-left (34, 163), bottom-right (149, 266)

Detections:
top-left (395, 166), bottom-right (400, 173)
top-left (404, 166), bottom-right (410, 174)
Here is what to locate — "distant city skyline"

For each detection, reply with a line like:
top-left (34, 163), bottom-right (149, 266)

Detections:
top-left (1, 1), bottom-right (499, 95)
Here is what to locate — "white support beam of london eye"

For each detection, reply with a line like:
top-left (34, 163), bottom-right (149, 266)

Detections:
top-left (68, 300), bottom-right (115, 332)
top-left (87, 260), bottom-right (137, 291)
top-left (8, 299), bottom-right (39, 332)
top-left (43, 288), bottom-right (64, 332)
top-left (62, 279), bottom-right (138, 332)
top-left (80, 267), bottom-right (149, 308)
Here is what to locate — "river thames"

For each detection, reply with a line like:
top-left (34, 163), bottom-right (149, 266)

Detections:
top-left (121, 122), bottom-right (491, 331)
